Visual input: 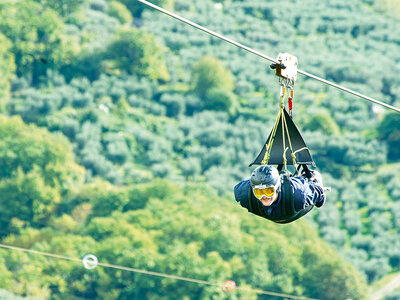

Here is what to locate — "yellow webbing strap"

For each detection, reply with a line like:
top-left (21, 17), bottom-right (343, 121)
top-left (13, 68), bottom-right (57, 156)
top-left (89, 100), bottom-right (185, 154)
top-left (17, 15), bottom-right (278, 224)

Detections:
top-left (293, 147), bottom-right (309, 155)
top-left (261, 108), bottom-right (282, 165)
top-left (261, 85), bottom-right (307, 170)
top-left (282, 146), bottom-right (289, 170)
top-left (261, 86), bottom-right (286, 165)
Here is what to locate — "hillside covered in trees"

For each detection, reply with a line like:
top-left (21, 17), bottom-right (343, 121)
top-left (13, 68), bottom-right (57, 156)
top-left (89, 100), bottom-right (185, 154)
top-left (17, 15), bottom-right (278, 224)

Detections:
top-left (0, 0), bottom-right (400, 299)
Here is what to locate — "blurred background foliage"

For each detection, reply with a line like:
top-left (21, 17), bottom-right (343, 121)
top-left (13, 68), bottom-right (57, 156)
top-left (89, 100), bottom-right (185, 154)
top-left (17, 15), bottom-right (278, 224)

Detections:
top-left (0, 0), bottom-right (399, 298)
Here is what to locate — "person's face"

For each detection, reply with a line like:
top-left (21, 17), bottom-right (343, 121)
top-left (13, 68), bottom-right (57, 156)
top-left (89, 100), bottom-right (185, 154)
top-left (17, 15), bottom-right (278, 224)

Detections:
top-left (259, 193), bottom-right (278, 206)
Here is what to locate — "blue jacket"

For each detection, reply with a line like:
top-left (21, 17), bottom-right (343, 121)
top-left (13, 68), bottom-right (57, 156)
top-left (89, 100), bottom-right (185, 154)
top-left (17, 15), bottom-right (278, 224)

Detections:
top-left (234, 176), bottom-right (325, 223)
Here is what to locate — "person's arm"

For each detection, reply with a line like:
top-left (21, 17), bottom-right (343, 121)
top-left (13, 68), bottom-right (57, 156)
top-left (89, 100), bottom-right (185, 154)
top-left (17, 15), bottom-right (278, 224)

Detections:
top-left (291, 177), bottom-right (326, 210)
top-left (307, 180), bottom-right (325, 208)
top-left (233, 179), bottom-right (252, 211)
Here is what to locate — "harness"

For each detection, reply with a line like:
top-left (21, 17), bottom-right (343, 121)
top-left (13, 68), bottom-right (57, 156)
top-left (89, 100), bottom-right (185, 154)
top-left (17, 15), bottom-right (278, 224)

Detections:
top-left (247, 174), bottom-right (314, 224)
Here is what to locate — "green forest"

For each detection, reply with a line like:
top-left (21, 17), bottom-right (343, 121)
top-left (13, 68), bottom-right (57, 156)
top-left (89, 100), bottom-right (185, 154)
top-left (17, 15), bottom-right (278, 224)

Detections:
top-left (0, 0), bottom-right (400, 299)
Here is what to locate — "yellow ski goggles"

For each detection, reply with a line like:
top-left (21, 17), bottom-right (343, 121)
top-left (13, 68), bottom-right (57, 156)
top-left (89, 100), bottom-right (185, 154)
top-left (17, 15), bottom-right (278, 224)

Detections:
top-left (252, 182), bottom-right (280, 199)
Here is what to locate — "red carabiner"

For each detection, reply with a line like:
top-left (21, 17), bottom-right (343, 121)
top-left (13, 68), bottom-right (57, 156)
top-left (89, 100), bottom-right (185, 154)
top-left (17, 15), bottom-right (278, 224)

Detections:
top-left (288, 90), bottom-right (294, 117)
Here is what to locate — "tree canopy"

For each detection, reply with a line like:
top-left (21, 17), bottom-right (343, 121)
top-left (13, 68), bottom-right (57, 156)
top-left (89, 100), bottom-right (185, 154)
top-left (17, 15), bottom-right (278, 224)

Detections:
top-left (0, 0), bottom-right (400, 298)
top-left (0, 1), bottom-right (79, 85)
top-left (0, 33), bottom-right (15, 113)
top-left (105, 26), bottom-right (170, 81)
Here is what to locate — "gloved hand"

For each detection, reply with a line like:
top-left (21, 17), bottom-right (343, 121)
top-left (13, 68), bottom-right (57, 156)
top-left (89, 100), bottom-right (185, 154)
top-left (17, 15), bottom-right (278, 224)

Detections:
top-left (309, 170), bottom-right (331, 194)
top-left (310, 170), bottom-right (323, 185)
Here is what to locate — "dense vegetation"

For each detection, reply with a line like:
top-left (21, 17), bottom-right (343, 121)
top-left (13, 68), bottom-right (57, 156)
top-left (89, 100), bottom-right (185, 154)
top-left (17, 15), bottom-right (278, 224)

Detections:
top-left (0, 0), bottom-right (399, 298)
top-left (0, 127), bottom-right (368, 298)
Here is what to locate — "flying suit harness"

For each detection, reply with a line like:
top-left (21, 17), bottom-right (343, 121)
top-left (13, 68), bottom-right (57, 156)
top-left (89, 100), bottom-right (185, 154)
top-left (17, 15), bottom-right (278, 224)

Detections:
top-left (247, 174), bottom-right (314, 224)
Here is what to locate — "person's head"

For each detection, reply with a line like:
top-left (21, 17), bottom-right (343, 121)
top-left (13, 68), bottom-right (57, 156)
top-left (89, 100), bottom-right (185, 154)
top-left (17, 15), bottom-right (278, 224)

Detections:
top-left (250, 165), bottom-right (281, 206)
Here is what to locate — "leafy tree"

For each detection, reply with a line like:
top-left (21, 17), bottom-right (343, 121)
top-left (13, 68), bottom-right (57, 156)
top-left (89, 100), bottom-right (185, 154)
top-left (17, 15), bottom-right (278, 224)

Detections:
top-left (119, 0), bottom-right (174, 17)
top-left (205, 88), bottom-right (238, 114)
top-left (203, 147), bottom-right (230, 169)
top-left (0, 244), bottom-right (50, 297)
top-left (104, 26), bottom-right (170, 81)
top-left (191, 55), bottom-right (235, 99)
top-left (378, 112), bottom-right (400, 161)
top-left (9, 88), bottom-right (64, 123)
top-left (391, 202), bottom-right (400, 230)
top-left (104, 133), bottom-right (130, 164)
top-left (235, 79), bottom-right (253, 96)
top-left (0, 115), bottom-right (84, 234)
top-left (351, 234), bottom-right (373, 252)
top-left (363, 257), bottom-right (390, 282)
top-left (343, 209), bottom-right (362, 235)
top-left (180, 157), bottom-right (202, 179)
top-left (61, 48), bottom-right (106, 82)
top-left (67, 179), bottom-right (130, 218)
top-left (33, 0), bottom-right (87, 17)
top-left (159, 93), bottom-right (186, 117)
top-left (0, 115), bottom-right (84, 188)
top-left (90, 0), bottom-right (109, 12)
top-left (301, 241), bottom-right (368, 300)
top-left (107, 1), bottom-right (133, 24)
top-left (376, 0), bottom-right (400, 15)
top-left (0, 33), bottom-right (15, 113)
top-left (151, 162), bottom-right (174, 178)
top-left (0, 1), bottom-right (79, 85)
top-left (0, 262), bottom-right (14, 290)
top-left (0, 168), bottom-right (60, 233)
top-left (304, 110), bottom-right (340, 135)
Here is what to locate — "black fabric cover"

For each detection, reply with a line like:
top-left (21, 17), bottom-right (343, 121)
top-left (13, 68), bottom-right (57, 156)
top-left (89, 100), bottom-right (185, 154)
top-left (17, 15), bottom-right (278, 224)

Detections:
top-left (249, 108), bottom-right (315, 167)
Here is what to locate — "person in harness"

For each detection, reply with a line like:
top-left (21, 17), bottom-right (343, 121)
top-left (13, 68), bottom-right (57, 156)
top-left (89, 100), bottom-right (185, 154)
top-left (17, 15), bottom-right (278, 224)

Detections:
top-left (235, 55), bottom-right (327, 223)
top-left (234, 165), bottom-right (325, 224)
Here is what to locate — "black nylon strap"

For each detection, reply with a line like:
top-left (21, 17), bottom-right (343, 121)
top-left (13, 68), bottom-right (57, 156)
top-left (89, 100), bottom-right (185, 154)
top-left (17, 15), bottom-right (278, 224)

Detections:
top-left (282, 174), bottom-right (294, 216)
top-left (301, 164), bottom-right (312, 179)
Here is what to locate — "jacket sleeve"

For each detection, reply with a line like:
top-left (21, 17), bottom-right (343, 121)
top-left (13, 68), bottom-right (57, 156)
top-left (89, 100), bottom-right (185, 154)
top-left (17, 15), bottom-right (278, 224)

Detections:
top-left (302, 179), bottom-right (325, 208)
top-left (233, 179), bottom-right (252, 211)
top-left (291, 177), bottom-right (326, 210)
top-left (309, 180), bottom-right (325, 208)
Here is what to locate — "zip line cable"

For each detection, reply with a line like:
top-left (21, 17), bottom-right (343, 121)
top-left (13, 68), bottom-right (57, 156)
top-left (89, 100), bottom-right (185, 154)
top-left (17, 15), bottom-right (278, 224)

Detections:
top-left (135, 0), bottom-right (400, 114)
top-left (0, 243), bottom-right (319, 300)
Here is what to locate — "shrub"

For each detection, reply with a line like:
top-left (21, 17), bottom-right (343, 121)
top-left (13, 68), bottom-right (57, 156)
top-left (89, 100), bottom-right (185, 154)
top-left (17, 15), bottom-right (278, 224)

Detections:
top-left (104, 27), bottom-right (170, 81)
top-left (191, 55), bottom-right (234, 99)
top-left (108, 1), bottom-right (133, 24)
